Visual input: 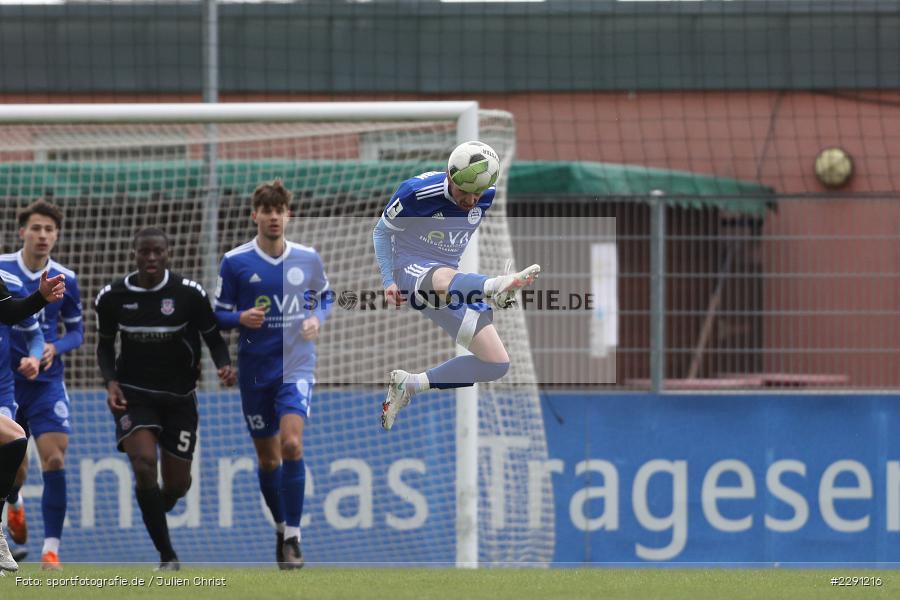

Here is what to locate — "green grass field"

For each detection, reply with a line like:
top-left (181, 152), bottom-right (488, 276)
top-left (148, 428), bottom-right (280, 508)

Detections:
top-left (1, 564), bottom-right (895, 599)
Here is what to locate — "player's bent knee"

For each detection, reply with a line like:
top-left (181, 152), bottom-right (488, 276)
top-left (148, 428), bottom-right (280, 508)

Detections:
top-left (129, 455), bottom-right (158, 484)
top-left (281, 439), bottom-right (303, 461)
top-left (258, 458), bottom-right (281, 472)
top-left (43, 455), bottom-right (65, 472)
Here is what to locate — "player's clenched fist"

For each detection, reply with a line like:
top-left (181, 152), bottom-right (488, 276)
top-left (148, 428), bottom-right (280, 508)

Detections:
top-left (218, 365), bottom-right (237, 387)
top-left (17, 357), bottom-right (40, 381)
top-left (384, 283), bottom-right (405, 307)
top-left (106, 380), bottom-right (127, 412)
top-left (239, 306), bottom-right (266, 329)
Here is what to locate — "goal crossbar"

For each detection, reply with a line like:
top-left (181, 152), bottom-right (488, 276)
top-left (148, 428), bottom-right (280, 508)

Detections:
top-left (0, 102), bottom-right (480, 124)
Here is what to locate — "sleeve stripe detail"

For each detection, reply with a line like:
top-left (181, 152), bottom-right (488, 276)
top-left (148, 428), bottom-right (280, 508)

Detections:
top-left (214, 300), bottom-right (236, 310)
top-left (380, 215), bottom-right (404, 232)
top-left (0, 270), bottom-right (23, 287)
top-left (63, 316), bottom-right (83, 323)
top-left (224, 242), bottom-right (255, 258)
top-left (48, 261), bottom-right (77, 279)
top-left (12, 323), bottom-right (40, 332)
top-left (94, 284), bottom-right (112, 305)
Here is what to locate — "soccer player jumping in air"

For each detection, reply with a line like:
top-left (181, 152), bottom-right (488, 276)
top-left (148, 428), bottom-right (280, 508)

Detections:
top-left (95, 229), bottom-right (236, 571)
top-left (374, 141), bottom-right (540, 431)
top-left (214, 180), bottom-right (332, 570)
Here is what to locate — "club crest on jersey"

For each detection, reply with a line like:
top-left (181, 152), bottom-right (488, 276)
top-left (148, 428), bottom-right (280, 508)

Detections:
top-left (54, 400), bottom-right (69, 419)
top-left (286, 266), bottom-right (305, 286)
top-left (120, 415), bottom-right (132, 431)
top-left (468, 207), bottom-right (482, 224)
top-left (161, 298), bottom-right (175, 315)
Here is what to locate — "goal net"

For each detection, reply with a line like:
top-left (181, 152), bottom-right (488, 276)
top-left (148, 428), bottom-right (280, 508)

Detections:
top-left (0, 104), bottom-right (554, 567)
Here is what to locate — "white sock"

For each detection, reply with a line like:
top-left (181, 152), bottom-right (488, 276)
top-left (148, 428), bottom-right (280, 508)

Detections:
top-left (283, 526), bottom-right (301, 542)
top-left (9, 498), bottom-right (23, 509)
top-left (42, 537), bottom-right (60, 554)
top-left (405, 372), bottom-right (430, 395)
top-left (276, 522), bottom-right (285, 534)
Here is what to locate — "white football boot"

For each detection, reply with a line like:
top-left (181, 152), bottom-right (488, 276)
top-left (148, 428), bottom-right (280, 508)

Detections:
top-left (0, 527), bottom-right (19, 572)
top-left (487, 262), bottom-right (541, 309)
top-left (382, 370), bottom-right (413, 431)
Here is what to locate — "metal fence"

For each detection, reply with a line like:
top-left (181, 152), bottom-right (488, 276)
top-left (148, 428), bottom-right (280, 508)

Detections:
top-left (509, 194), bottom-right (900, 391)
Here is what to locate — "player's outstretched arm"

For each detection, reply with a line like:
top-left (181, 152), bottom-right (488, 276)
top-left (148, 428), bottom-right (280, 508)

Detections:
top-left (0, 272), bottom-right (64, 325)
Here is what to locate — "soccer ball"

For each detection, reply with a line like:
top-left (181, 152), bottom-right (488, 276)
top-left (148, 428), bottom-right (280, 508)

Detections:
top-left (814, 147), bottom-right (853, 188)
top-left (447, 141), bottom-right (501, 194)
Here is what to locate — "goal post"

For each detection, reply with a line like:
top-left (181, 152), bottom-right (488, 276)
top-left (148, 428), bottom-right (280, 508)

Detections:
top-left (0, 102), bottom-right (552, 567)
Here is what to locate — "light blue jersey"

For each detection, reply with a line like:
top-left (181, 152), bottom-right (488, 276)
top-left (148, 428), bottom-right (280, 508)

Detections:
top-left (379, 171), bottom-right (495, 270)
top-left (0, 250), bottom-right (84, 383)
top-left (214, 238), bottom-right (331, 388)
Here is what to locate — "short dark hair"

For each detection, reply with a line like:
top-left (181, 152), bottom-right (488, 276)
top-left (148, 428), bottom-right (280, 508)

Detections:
top-left (252, 178), bottom-right (292, 211)
top-left (133, 227), bottom-right (170, 249)
top-left (18, 200), bottom-right (63, 230)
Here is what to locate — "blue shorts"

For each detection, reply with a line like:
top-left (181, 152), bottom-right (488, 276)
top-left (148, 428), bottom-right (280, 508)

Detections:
top-left (0, 379), bottom-right (16, 421)
top-left (240, 379), bottom-right (312, 439)
top-left (14, 378), bottom-right (71, 438)
top-left (395, 262), bottom-right (493, 350)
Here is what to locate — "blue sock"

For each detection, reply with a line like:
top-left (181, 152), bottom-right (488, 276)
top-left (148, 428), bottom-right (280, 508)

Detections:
top-left (426, 356), bottom-right (510, 389)
top-left (281, 459), bottom-right (306, 529)
top-left (258, 465), bottom-right (284, 524)
top-left (42, 469), bottom-right (66, 540)
top-left (447, 273), bottom-right (489, 305)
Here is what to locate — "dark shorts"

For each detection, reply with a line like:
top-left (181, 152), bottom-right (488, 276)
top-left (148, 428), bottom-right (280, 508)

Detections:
top-left (113, 385), bottom-right (198, 460)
